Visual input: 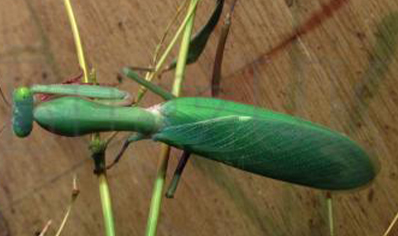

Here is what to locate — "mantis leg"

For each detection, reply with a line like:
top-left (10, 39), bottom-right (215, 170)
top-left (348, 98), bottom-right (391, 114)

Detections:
top-left (106, 133), bottom-right (147, 170)
top-left (126, 66), bottom-right (156, 73)
top-left (122, 67), bottom-right (175, 101)
top-left (30, 84), bottom-right (133, 106)
top-left (165, 150), bottom-right (191, 198)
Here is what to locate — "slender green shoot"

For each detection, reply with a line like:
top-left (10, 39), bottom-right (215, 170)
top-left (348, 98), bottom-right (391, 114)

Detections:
top-left (54, 176), bottom-right (80, 236)
top-left (326, 192), bottom-right (334, 236)
top-left (383, 210), bottom-right (398, 236)
top-left (152, 0), bottom-right (189, 65)
top-left (99, 174), bottom-right (116, 236)
top-left (63, 2), bottom-right (115, 236)
top-left (135, 0), bottom-right (200, 103)
top-left (145, 1), bottom-right (200, 236)
top-left (63, 0), bottom-right (89, 83)
top-left (145, 146), bottom-right (171, 236)
top-left (152, 2), bottom-right (199, 77)
top-left (172, 0), bottom-right (199, 96)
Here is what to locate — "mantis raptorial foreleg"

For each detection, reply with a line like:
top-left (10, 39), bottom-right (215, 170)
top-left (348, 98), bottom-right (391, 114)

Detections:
top-left (30, 84), bottom-right (134, 106)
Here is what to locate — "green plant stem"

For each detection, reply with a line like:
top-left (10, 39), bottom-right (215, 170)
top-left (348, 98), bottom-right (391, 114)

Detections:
top-left (145, 145), bottom-right (171, 236)
top-left (153, 2), bottom-right (197, 77)
top-left (63, 2), bottom-right (115, 236)
top-left (145, 1), bottom-right (199, 236)
top-left (172, 0), bottom-right (199, 96)
top-left (326, 192), bottom-right (334, 236)
top-left (152, 0), bottom-right (189, 65)
top-left (63, 0), bottom-right (89, 83)
top-left (99, 174), bottom-right (116, 236)
top-left (136, 0), bottom-right (200, 102)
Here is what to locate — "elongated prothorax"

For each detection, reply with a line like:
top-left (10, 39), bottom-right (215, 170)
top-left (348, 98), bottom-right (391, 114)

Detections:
top-left (34, 97), bottom-right (163, 136)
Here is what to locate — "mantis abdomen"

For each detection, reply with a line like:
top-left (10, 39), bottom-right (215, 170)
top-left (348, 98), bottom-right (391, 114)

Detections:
top-left (155, 98), bottom-right (378, 190)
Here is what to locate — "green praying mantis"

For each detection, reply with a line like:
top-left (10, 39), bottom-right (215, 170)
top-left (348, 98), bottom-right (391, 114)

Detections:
top-left (11, 67), bottom-right (378, 191)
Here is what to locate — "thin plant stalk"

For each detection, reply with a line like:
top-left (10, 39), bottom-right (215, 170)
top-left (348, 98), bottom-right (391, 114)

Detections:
top-left (152, 0), bottom-right (189, 65)
top-left (99, 174), bottom-right (116, 236)
top-left (326, 192), bottom-right (334, 236)
top-left (55, 203), bottom-right (74, 236)
top-left (63, 0), bottom-right (89, 83)
top-left (383, 210), bottom-right (398, 236)
top-left (136, 0), bottom-right (200, 102)
top-left (145, 146), bottom-right (171, 236)
top-left (145, 1), bottom-right (200, 236)
top-left (54, 176), bottom-right (80, 236)
top-left (171, 0), bottom-right (199, 96)
top-left (63, 1), bottom-right (115, 236)
top-left (152, 1), bottom-right (199, 76)
top-left (38, 220), bottom-right (52, 236)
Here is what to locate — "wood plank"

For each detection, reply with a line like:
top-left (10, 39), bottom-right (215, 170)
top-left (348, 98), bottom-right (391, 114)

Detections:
top-left (0, 0), bottom-right (397, 235)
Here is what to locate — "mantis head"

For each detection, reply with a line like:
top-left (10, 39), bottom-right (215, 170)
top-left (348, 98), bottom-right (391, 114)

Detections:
top-left (12, 87), bottom-right (34, 138)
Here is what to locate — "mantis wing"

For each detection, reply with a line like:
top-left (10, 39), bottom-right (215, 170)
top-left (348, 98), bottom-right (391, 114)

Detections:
top-left (153, 115), bottom-right (378, 190)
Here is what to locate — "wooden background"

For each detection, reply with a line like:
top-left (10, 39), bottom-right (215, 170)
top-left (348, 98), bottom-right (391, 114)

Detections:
top-left (0, 0), bottom-right (397, 235)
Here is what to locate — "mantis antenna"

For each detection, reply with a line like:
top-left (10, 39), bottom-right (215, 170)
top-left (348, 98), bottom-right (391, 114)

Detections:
top-left (0, 84), bottom-right (11, 135)
top-left (0, 83), bottom-right (10, 107)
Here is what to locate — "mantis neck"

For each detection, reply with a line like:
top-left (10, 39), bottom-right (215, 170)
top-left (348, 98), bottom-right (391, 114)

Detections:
top-left (33, 97), bottom-right (164, 137)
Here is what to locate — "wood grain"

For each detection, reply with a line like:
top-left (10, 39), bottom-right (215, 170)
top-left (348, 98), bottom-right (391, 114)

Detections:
top-left (0, 0), bottom-right (397, 235)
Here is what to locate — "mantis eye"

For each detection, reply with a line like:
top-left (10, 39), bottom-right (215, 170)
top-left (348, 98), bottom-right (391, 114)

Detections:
top-left (12, 87), bottom-right (34, 138)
